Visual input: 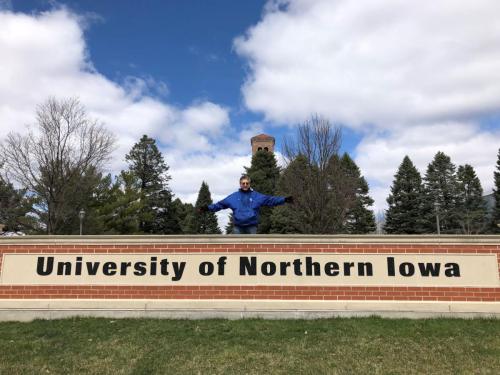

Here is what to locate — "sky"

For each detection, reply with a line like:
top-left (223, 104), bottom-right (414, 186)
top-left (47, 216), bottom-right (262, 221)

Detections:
top-left (1, 0), bottom-right (500, 229)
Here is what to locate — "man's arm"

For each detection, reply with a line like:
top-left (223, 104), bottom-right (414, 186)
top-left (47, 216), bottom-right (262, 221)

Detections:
top-left (207, 195), bottom-right (232, 212)
top-left (258, 193), bottom-right (287, 207)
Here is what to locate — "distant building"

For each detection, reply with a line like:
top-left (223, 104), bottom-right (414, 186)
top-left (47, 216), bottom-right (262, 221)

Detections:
top-left (251, 134), bottom-right (275, 155)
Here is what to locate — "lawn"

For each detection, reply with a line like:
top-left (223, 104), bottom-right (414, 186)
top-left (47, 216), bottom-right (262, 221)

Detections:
top-left (0, 317), bottom-right (499, 374)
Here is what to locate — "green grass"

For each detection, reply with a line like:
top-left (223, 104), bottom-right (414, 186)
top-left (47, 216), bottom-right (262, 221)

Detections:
top-left (0, 317), bottom-right (499, 374)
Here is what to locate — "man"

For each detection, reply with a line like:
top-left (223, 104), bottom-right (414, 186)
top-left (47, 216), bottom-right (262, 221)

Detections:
top-left (200, 175), bottom-right (293, 234)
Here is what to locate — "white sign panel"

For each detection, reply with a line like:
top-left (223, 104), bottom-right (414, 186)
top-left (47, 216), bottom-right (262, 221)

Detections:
top-left (1, 253), bottom-right (498, 287)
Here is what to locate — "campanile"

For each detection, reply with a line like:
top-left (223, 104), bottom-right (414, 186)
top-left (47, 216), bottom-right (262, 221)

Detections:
top-left (250, 134), bottom-right (275, 155)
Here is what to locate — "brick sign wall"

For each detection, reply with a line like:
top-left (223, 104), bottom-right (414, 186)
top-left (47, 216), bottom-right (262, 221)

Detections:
top-left (0, 236), bottom-right (499, 319)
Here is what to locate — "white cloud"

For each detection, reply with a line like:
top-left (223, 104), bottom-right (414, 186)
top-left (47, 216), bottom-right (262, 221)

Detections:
top-left (0, 9), bottom-right (231, 155)
top-left (122, 75), bottom-right (169, 99)
top-left (235, 0), bottom-right (500, 127)
top-left (159, 101), bottom-right (230, 152)
top-left (236, 0), bottom-right (500, 213)
top-left (0, 8), bottom-right (249, 231)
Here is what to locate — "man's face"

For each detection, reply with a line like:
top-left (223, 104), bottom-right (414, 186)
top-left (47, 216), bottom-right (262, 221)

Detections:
top-left (240, 179), bottom-right (251, 191)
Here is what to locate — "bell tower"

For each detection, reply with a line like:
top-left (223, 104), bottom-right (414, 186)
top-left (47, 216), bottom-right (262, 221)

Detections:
top-left (250, 134), bottom-right (275, 155)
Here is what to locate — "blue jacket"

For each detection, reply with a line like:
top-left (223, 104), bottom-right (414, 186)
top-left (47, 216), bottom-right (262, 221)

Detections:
top-left (208, 189), bottom-right (285, 227)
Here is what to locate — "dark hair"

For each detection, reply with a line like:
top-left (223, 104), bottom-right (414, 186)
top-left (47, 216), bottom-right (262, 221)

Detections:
top-left (240, 174), bottom-right (251, 183)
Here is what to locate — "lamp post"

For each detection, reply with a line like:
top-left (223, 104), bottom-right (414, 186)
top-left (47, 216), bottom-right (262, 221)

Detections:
top-left (434, 202), bottom-right (440, 236)
top-left (79, 209), bottom-right (85, 236)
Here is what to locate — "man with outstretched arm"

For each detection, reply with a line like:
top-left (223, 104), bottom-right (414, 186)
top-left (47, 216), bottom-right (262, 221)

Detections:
top-left (200, 174), bottom-right (293, 234)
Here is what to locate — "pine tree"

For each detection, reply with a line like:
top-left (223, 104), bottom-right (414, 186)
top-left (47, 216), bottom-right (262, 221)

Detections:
top-left (423, 151), bottom-right (460, 233)
top-left (106, 171), bottom-right (143, 234)
top-left (269, 205), bottom-right (303, 233)
top-left (455, 164), bottom-right (487, 234)
top-left (270, 154), bottom-right (313, 233)
top-left (245, 150), bottom-right (281, 233)
top-left (225, 213), bottom-right (234, 234)
top-left (0, 174), bottom-right (36, 232)
top-left (492, 148), bottom-right (500, 233)
top-left (125, 135), bottom-right (178, 233)
top-left (81, 171), bottom-right (142, 235)
top-left (191, 181), bottom-right (221, 234)
top-left (340, 154), bottom-right (376, 234)
top-left (171, 199), bottom-right (196, 234)
top-left (86, 173), bottom-right (121, 234)
top-left (152, 189), bottom-right (183, 234)
top-left (384, 156), bottom-right (426, 234)
top-left (326, 154), bottom-right (357, 233)
top-left (126, 135), bottom-right (170, 192)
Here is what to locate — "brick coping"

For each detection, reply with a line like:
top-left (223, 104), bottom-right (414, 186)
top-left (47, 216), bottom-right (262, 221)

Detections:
top-left (0, 234), bottom-right (499, 245)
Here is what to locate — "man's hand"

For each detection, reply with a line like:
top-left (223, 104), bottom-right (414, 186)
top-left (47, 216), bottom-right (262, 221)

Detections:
top-left (198, 204), bottom-right (209, 213)
top-left (284, 196), bottom-right (294, 204)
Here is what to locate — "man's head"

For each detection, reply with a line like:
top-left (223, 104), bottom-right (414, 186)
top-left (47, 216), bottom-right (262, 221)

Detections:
top-left (239, 175), bottom-right (251, 191)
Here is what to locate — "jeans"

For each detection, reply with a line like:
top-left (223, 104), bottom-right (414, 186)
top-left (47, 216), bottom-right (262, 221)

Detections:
top-left (233, 225), bottom-right (257, 234)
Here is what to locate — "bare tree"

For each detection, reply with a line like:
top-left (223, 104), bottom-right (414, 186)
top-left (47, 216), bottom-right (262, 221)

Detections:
top-left (282, 115), bottom-right (342, 172)
top-left (0, 97), bottom-right (115, 234)
top-left (280, 116), bottom-right (343, 233)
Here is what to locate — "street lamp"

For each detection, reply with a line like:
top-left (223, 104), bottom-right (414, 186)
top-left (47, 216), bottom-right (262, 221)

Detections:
top-left (434, 202), bottom-right (440, 236)
top-left (79, 209), bottom-right (85, 235)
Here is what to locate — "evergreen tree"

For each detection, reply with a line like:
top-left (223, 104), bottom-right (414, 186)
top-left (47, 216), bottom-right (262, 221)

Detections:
top-left (0, 174), bottom-right (37, 232)
top-left (340, 154), bottom-right (376, 234)
top-left (492, 149), bottom-right (500, 233)
top-left (125, 135), bottom-right (179, 233)
top-left (191, 181), bottom-right (221, 234)
top-left (458, 165), bottom-right (487, 232)
top-left (225, 213), bottom-right (234, 234)
top-left (105, 171), bottom-right (142, 234)
top-left (270, 154), bottom-right (313, 233)
top-left (326, 154), bottom-right (358, 233)
top-left (171, 199), bottom-right (196, 234)
top-left (384, 156), bottom-right (426, 234)
top-left (269, 205), bottom-right (303, 234)
top-left (126, 135), bottom-right (170, 191)
top-left (423, 151), bottom-right (460, 233)
top-left (152, 189), bottom-right (183, 234)
top-left (455, 164), bottom-right (487, 234)
top-left (245, 150), bottom-right (281, 233)
top-left (82, 171), bottom-right (144, 234)
top-left (85, 173), bottom-right (122, 234)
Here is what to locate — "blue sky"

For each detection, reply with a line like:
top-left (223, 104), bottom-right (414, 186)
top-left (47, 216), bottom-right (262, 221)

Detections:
top-left (56, 0), bottom-right (264, 106)
top-left (11, 1), bottom-right (265, 123)
top-left (1, 0), bottom-right (500, 228)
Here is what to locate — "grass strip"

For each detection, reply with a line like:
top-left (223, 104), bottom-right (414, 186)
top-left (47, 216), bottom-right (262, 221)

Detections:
top-left (0, 317), bottom-right (499, 374)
